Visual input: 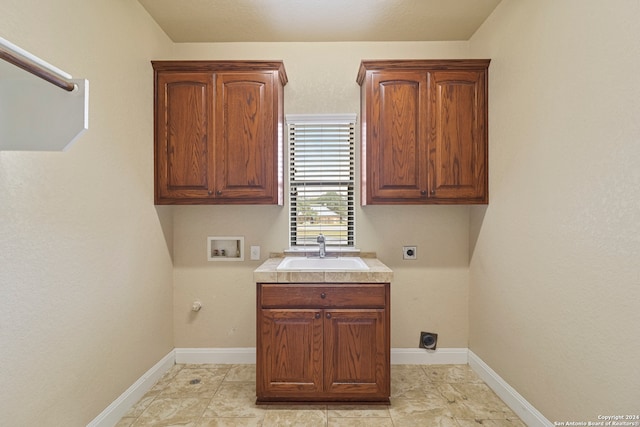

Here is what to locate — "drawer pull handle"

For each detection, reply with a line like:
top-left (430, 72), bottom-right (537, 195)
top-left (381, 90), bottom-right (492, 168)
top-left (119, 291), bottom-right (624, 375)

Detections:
top-left (320, 292), bottom-right (326, 299)
top-left (326, 313), bottom-right (332, 319)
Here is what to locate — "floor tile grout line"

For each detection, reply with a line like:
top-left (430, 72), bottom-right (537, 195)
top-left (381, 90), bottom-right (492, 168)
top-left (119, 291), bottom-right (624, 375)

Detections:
top-left (131, 364), bottom-right (186, 423)
top-left (199, 364), bottom-right (232, 421)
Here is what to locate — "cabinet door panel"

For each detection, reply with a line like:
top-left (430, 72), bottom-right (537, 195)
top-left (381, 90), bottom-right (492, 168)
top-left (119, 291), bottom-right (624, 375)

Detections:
top-left (324, 309), bottom-right (388, 397)
top-left (215, 72), bottom-right (275, 201)
top-left (156, 72), bottom-right (214, 201)
top-left (369, 72), bottom-right (429, 202)
top-left (429, 70), bottom-right (487, 201)
top-left (258, 309), bottom-right (323, 396)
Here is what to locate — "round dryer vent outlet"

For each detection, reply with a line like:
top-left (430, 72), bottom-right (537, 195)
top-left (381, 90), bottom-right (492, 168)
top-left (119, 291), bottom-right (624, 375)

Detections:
top-left (419, 332), bottom-right (438, 350)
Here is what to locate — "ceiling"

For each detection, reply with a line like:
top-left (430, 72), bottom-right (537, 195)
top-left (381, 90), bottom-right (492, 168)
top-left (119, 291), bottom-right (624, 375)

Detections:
top-left (138, 0), bottom-right (502, 43)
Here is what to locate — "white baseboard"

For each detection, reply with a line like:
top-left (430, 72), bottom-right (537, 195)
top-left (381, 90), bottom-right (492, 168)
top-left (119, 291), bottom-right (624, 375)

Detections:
top-left (391, 347), bottom-right (469, 365)
top-left (175, 347), bottom-right (256, 364)
top-left (87, 350), bottom-right (175, 427)
top-left (173, 347), bottom-right (468, 366)
top-left (469, 350), bottom-right (552, 427)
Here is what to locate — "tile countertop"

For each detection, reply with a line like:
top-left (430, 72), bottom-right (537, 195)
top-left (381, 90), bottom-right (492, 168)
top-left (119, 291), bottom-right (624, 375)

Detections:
top-left (253, 256), bottom-right (393, 283)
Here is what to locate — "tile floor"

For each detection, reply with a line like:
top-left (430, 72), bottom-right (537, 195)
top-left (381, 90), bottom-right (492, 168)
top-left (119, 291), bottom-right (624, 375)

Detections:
top-left (116, 364), bottom-right (526, 427)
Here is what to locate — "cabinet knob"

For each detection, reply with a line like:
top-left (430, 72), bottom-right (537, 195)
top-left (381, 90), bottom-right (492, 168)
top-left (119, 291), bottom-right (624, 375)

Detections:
top-left (207, 190), bottom-right (213, 196)
top-left (216, 190), bottom-right (222, 196)
top-left (431, 189), bottom-right (436, 195)
top-left (420, 190), bottom-right (427, 196)
top-left (315, 313), bottom-right (321, 319)
top-left (326, 313), bottom-right (332, 319)
top-left (320, 292), bottom-right (326, 299)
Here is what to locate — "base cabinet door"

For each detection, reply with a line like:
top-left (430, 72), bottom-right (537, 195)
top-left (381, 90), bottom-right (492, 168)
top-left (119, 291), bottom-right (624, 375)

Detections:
top-left (324, 309), bottom-right (389, 398)
top-left (257, 309), bottom-right (323, 397)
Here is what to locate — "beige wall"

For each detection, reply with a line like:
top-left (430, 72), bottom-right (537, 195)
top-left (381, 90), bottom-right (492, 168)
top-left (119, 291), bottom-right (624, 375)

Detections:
top-left (469, 0), bottom-right (640, 421)
top-left (170, 42), bottom-right (474, 349)
top-left (0, 1), bottom-right (174, 425)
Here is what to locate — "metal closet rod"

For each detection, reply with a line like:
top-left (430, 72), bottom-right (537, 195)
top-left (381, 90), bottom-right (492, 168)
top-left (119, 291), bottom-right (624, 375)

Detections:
top-left (0, 38), bottom-right (76, 92)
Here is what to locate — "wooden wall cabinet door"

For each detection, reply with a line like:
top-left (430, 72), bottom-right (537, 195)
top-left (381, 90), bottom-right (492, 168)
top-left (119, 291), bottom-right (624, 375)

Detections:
top-left (365, 71), bottom-right (429, 203)
top-left (358, 60), bottom-right (489, 205)
top-left (429, 69), bottom-right (487, 202)
top-left (155, 72), bottom-right (214, 201)
top-left (215, 72), bottom-right (278, 202)
top-left (153, 61), bottom-right (287, 205)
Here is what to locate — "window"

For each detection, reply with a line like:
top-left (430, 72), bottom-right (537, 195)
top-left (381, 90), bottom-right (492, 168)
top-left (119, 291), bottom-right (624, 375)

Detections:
top-left (287, 114), bottom-right (356, 249)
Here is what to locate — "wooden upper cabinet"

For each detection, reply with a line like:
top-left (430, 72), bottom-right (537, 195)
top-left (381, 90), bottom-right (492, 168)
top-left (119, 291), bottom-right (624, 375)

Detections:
top-left (153, 61), bottom-right (287, 205)
top-left (358, 60), bottom-right (489, 205)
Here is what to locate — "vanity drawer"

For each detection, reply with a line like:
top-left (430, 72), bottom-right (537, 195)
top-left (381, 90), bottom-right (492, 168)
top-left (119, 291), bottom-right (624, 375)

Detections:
top-left (259, 283), bottom-right (387, 308)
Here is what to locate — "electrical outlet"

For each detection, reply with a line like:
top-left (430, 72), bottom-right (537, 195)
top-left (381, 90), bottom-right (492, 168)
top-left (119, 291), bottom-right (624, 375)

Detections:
top-left (403, 246), bottom-right (417, 260)
top-left (250, 246), bottom-right (260, 260)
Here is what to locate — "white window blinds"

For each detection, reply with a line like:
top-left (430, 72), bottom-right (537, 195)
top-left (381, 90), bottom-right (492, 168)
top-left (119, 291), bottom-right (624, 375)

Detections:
top-left (287, 114), bottom-right (356, 248)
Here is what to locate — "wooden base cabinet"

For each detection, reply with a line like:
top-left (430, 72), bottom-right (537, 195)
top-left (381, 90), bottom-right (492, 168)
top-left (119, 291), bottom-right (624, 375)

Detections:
top-left (256, 283), bottom-right (390, 404)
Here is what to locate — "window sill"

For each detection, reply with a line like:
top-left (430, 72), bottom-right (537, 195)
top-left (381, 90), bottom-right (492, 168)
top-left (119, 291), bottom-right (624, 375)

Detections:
top-left (284, 247), bottom-right (361, 257)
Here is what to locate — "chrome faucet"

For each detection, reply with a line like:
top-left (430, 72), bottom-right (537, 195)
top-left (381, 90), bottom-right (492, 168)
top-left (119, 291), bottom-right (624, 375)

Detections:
top-left (317, 233), bottom-right (326, 258)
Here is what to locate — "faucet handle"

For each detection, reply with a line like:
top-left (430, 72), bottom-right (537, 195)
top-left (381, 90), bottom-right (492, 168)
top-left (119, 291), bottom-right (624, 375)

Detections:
top-left (317, 233), bottom-right (325, 243)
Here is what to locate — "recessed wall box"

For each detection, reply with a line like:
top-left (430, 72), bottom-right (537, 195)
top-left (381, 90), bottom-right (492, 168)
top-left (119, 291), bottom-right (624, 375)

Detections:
top-left (419, 331), bottom-right (438, 350)
top-left (207, 236), bottom-right (244, 261)
top-left (403, 246), bottom-right (417, 260)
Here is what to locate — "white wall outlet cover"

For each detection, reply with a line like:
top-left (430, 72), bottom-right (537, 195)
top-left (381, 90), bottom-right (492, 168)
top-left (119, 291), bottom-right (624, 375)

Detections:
top-left (250, 246), bottom-right (260, 260)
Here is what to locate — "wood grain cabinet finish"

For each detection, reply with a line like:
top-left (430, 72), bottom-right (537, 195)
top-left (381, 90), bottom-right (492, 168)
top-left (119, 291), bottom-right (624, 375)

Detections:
top-left (256, 283), bottom-right (390, 404)
top-left (357, 60), bottom-right (490, 204)
top-left (152, 61), bottom-right (287, 204)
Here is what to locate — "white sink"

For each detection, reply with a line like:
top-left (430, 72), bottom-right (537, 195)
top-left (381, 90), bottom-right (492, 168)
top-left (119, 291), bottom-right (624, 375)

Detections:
top-left (276, 257), bottom-right (370, 271)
